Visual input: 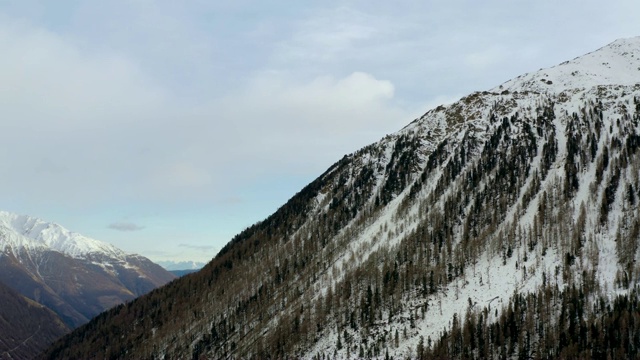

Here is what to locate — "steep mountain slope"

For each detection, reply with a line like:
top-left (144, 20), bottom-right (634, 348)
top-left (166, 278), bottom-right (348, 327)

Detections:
top-left (0, 211), bottom-right (176, 329)
top-left (45, 37), bottom-right (640, 359)
top-left (0, 280), bottom-right (69, 360)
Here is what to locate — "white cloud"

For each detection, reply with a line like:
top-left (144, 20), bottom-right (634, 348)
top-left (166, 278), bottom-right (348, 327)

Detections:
top-left (0, 18), bottom-right (180, 208)
top-left (272, 5), bottom-right (420, 72)
top-left (0, 17), bottom-right (417, 208)
top-left (0, 19), bottom-right (165, 129)
top-left (277, 7), bottom-right (381, 63)
top-left (465, 46), bottom-right (509, 70)
top-left (108, 222), bottom-right (145, 231)
top-left (178, 243), bottom-right (217, 252)
top-left (150, 162), bottom-right (214, 194)
top-left (202, 71), bottom-right (418, 182)
top-left (238, 71), bottom-right (397, 131)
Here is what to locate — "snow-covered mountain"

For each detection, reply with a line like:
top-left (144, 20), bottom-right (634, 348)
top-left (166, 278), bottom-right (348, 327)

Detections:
top-left (0, 211), bottom-right (126, 260)
top-left (45, 37), bottom-right (640, 359)
top-left (0, 211), bottom-right (176, 329)
top-left (157, 260), bottom-right (206, 271)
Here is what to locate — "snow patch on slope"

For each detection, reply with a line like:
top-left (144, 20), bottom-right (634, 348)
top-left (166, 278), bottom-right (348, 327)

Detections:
top-left (494, 37), bottom-right (640, 94)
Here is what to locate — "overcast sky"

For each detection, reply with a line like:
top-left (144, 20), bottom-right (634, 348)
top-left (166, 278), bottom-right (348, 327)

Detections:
top-left (1, 1), bottom-right (639, 264)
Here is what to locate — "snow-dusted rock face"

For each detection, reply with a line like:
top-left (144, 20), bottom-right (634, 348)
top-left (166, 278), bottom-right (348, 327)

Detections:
top-left (45, 37), bottom-right (640, 359)
top-left (494, 37), bottom-right (640, 93)
top-left (0, 211), bottom-right (176, 328)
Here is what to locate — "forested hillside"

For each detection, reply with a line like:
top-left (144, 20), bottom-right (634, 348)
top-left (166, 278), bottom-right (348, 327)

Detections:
top-left (45, 37), bottom-right (640, 360)
top-left (0, 281), bottom-right (69, 359)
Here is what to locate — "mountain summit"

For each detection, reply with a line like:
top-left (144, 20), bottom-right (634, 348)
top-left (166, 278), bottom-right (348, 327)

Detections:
top-left (46, 37), bottom-right (640, 359)
top-left (495, 36), bottom-right (640, 93)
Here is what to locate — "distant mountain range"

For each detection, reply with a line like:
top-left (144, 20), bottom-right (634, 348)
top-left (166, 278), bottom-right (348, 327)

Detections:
top-left (157, 260), bottom-right (206, 271)
top-left (44, 37), bottom-right (640, 359)
top-left (0, 211), bottom-right (176, 358)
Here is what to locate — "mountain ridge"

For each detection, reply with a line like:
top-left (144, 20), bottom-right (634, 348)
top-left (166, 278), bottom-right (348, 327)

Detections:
top-left (493, 37), bottom-right (640, 93)
top-left (44, 37), bottom-right (640, 359)
top-left (0, 210), bottom-right (126, 260)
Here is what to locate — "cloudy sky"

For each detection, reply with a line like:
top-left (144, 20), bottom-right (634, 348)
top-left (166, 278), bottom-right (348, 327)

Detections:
top-left (1, 1), bottom-right (639, 264)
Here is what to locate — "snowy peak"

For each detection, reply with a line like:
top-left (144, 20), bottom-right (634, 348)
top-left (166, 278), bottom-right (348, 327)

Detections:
top-left (494, 36), bottom-right (640, 93)
top-left (0, 210), bottom-right (124, 259)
